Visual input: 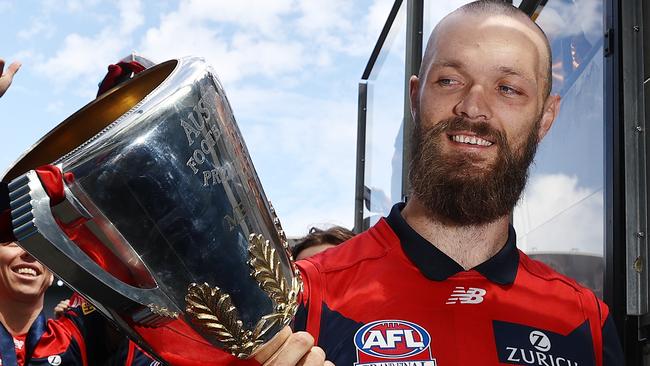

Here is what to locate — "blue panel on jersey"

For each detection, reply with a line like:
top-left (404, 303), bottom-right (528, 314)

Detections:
top-left (294, 302), bottom-right (364, 365)
top-left (493, 320), bottom-right (595, 366)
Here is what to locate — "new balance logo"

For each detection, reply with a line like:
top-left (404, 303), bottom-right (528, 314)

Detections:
top-left (445, 287), bottom-right (486, 304)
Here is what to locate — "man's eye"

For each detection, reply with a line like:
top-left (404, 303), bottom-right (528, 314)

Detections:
top-left (438, 79), bottom-right (458, 86)
top-left (498, 85), bottom-right (521, 95)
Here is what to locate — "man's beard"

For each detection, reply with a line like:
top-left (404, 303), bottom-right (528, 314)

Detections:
top-left (408, 114), bottom-right (540, 226)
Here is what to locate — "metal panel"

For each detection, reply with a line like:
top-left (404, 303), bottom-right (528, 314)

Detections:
top-left (605, 0), bottom-right (626, 341)
top-left (645, 0), bottom-right (650, 81)
top-left (401, 0), bottom-right (423, 200)
top-left (354, 82), bottom-right (368, 233)
top-left (362, 0), bottom-right (404, 80)
top-left (355, 1), bottom-right (404, 231)
top-left (622, 0), bottom-right (649, 316)
top-left (601, 0), bottom-right (645, 360)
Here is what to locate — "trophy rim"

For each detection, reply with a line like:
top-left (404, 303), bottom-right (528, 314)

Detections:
top-left (1, 59), bottom-right (179, 182)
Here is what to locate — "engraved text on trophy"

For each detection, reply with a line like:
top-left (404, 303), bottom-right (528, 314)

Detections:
top-left (181, 96), bottom-right (234, 186)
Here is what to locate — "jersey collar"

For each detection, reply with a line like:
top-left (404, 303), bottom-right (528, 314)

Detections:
top-left (385, 202), bottom-right (519, 285)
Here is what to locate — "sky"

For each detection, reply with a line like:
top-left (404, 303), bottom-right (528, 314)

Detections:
top-left (0, 0), bottom-right (406, 237)
top-left (0, 0), bottom-right (607, 259)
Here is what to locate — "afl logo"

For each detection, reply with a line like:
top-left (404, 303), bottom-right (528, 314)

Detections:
top-left (354, 320), bottom-right (431, 359)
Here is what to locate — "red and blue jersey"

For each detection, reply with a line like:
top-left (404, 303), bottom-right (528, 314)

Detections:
top-left (0, 307), bottom-right (90, 366)
top-left (0, 303), bottom-right (160, 365)
top-left (66, 294), bottom-right (160, 366)
top-left (294, 203), bottom-right (624, 365)
top-left (101, 339), bottom-right (161, 366)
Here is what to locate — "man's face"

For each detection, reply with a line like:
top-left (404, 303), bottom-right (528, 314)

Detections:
top-left (409, 13), bottom-right (559, 225)
top-left (0, 242), bottom-right (52, 303)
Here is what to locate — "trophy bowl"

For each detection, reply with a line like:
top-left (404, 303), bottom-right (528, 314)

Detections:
top-left (3, 57), bottom-right (300, 364)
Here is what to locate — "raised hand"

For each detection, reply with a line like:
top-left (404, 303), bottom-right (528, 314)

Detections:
top-left (0, 59), bottom-right (21, 98)
top-left (53, 299), bottom-right (71, 318)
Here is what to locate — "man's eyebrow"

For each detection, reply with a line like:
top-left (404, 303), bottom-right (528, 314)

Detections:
top-left (431, 60), bottom-right (463, 69)
top-left (429, 62), bottom-right (537, 86)
top-left (497, 66), bottom-right (536, 85)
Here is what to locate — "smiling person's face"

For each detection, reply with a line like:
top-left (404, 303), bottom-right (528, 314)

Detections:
top-left (408, 11), bottom-right (560, 225)
top-left (0, 241), bottom-right (53, 304)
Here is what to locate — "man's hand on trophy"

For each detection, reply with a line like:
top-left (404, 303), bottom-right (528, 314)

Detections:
top-left (253, 327), bottom-right (334, 366)
top-left (0, 59), bottom-right (21, 98)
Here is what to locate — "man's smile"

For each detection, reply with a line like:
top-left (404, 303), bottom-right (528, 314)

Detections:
top-left (445, 131), bottom-right (497, 152)
top-left (449, 133), bottom-right (494, 147)
top-left (11, 264), bottom-right (41, 279)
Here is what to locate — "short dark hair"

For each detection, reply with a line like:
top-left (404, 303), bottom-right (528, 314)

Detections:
top-left (291, 226), bottom-right (355, 259)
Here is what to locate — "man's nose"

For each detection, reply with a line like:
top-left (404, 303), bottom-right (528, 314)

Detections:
top-left (454, 84), bottom-right (492, 121)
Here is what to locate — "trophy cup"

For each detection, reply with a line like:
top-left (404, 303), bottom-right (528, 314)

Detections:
top-left (2, 58), bottom-right (300, 364)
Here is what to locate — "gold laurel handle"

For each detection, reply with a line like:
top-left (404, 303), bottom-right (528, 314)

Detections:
top-left (184, 233), bottom-right (301, 359)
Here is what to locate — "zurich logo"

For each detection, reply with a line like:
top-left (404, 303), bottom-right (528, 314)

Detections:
top-left (354, 320), bottom-right (431, 359)
top-left (48, 355), bottom-right (62, 366)
top-left (529, 330), bottom-right (551, 352)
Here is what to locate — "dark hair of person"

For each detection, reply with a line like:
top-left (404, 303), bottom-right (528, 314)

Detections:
top-left (291, 226), bottom-right (355, 259)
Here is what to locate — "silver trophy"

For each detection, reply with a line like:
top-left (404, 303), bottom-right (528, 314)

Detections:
top-left (3, 58), bottom-right (300, 364)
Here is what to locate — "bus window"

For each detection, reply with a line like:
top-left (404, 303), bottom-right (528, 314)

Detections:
top-left (513, 0), bottom-right (605, 297)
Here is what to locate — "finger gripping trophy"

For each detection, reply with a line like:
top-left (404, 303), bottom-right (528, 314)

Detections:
top-left (2, 58), bottom-right (300, 364)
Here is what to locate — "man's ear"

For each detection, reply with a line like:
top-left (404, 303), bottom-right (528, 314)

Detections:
top-left (409, 75), bottom-right (420, 120)
top-left (537, 94), bottom-right (561, 142)
top-left (48, 273), bottom-right (54, 287)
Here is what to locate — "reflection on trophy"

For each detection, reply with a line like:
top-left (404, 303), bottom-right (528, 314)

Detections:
top-left (2, 58), bottom-right (300, 364)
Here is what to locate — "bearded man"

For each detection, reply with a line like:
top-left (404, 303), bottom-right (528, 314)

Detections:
top-left (273, 1), bottom-right (625, 365)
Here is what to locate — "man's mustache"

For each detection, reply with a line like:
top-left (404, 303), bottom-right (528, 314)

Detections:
top-left (427, 116), bottom-right (506, 146)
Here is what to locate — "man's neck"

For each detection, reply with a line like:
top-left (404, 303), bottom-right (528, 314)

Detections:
top-left (0, 297), bottom-right (43, 336)
top-left (401, 198), bottom-right (511, 270)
